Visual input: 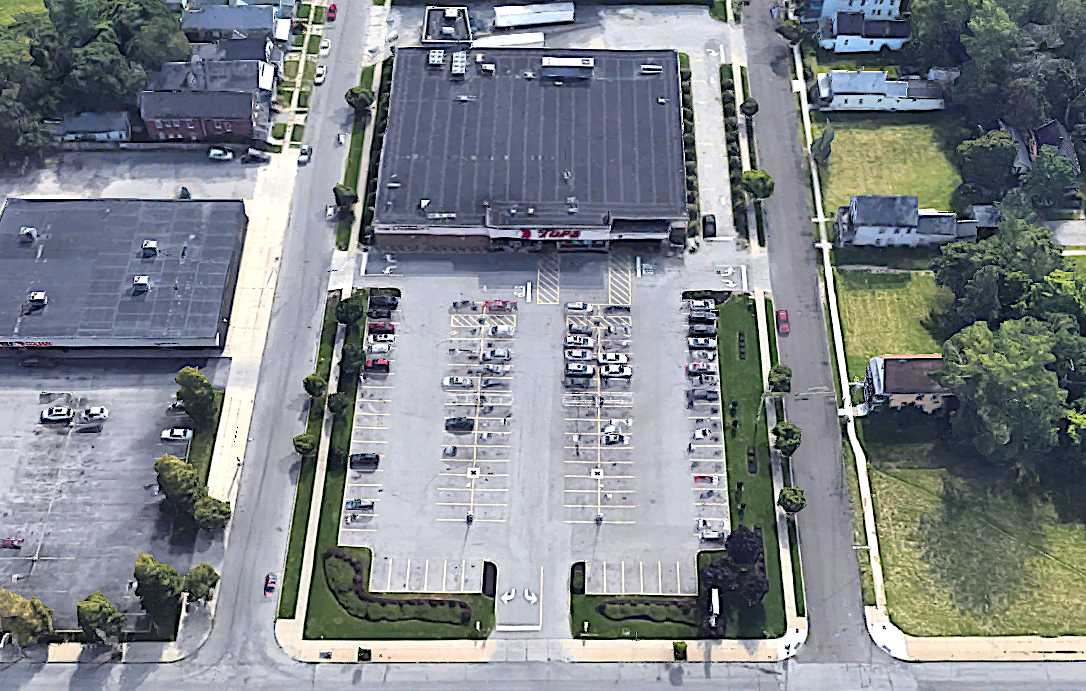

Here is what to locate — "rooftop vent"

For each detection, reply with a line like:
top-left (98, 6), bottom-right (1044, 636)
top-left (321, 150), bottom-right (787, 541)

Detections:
top-left (657, 97), bottom-right (667, 104)
top-left (18, 226), bottom-right (38, 243)
top-left (142, 239), bottom-right (159, 258)
top-left (451, 51), bottom-right (468, 76)
top-left (527, 207), bottom-right (535, 215)
top-left (133, 276), bottom-right (150, 293)
top-left (444, 7), bottom-right (458, 19)
top-left (427, 212), bottom-right (457, 220)
top-left (420, 199), bottom-right (431, 210)
top-left (441, 26), bottom-right (455, 36)
top-left (640, 64), bottom-right (663, 75)
top-left (428, 49), bottom-right (445, 66)
top-left (28, 291), bottom-right (48, 307)
top-left (387, 181), bottom-right (402, 189)
top-left (481, 63), bottom-right (495, 73)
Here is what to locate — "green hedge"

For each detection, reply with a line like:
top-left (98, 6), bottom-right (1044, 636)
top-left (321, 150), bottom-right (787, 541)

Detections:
top-left (598, 600), bottom-right (700, 626)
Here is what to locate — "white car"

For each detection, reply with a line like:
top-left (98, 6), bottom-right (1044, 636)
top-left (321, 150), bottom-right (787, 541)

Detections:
top-left (688, 337), bottom-right (718, 349)
top-left (564, 301), bottom-right (593, 314)
top-left (565, 348), bottom-right (593, 361)
top-left (81, 407), bottom-right (109, 421)
top-left (487, 325), bottom-right (515, 337)
top-left (161, 428), bottom-right (193, 442)
top-left (367, 342), bottom-right (392, 354)
top-left (442, 376), bottom-right (473, 388)
top-left (298, 144), bottom-right (312, 165)
top-left (597, 353), bottom-right (629, 365)
top-left (565, 363), bottom-right (596, 376)
top-left (319, 38), bottom-right (331, 56)
top-left (325, 205), bottom-right (338, 221)
top-left (314, 64), bottom-right (327, 85)
top-left (693, 427), bottom-right (714, 440)
top-left (40, 406), bottom-right (74, 423)
top-left (481, 348), bottom-right (511, 362)
top-left (565, 335), bottom-right (594, 348)
top-left (689, 299), bottom-right (716, 311)
top-left (368, 333), bottom-right (395, 344)
top-left (207, 146), bottom-right (233, 161)
top-left (600, 365), bottom-right (633, 378)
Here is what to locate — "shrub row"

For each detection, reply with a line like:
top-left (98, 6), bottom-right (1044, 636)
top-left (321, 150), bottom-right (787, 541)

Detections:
top-left (360, 56), bottom-right (395, 244)
top-left (679, 55), bottom-right (699, 236)
top-left (597, 599), bottom-right (701, 626)
top-left (719, 65), bottom-right (748, 241)
top-left (324, 548), bottom-right (472, 625)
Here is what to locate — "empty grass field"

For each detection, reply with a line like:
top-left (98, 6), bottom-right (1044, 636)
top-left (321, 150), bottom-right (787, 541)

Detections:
top-left (812, 117), bottom-right (962, 216)
top-left (0, 0), bottom-right (44, 25)
top-left (834, 269), bottom-right (951, 379)
top-left (862, 417), bottom-right (1086, 636)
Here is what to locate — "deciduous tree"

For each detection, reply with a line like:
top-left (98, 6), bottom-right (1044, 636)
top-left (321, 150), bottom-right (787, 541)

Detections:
top-left (345, 85), bottom-right (374, 112)
top-left (772, 422), bottom-right (803, 457)
top-left (725, 524), bottom-right (764, 565)
top-left (193, 495), bottom-right (231, 531)
top-left (333, 183), bottom-right (358, 208)
top-left (334, 296), bottom-right (365, 325)
top-left (956, 130), bottom-right (1019, 199)
top-left (327, 391), bottom-right (351, 418)
top-left (0, 589), bottom-right (54, 645)
top-left (76, 590), bottom-right (125, 643)
top-left (133, 552), bottom-right (183, 630)
top-left (183, 564), bottom-right (220, 603)
top-left (740, 97), bottom-right (759, 118)
top-left (154, 454), bottom-right (204, 515)
top-left (775, 19), bottom-right (809, 44)
top-left (777, 486), bottom-right (807, 513)
top-left (303, 373), bottom-right (327, 398)
top-left (175, 366), bottom-right (216, 428)
top-left (292, 433), bottom-right (318, 457)
top-left (768, 363), bottom-right (792, 393)
top-left (741, 170), bottom-right (775, 200)
top-left (1023, 144), bottom-right (1077, 208)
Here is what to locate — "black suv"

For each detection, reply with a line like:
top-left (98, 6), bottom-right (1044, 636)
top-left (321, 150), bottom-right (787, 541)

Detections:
top-left (702, 214), bottom-right (717, 238)
top-left (367, 308), bottom-right (392, 320)
top-left (688, 313), bottom-right (716, 325)
top-left (445, 417), bottom-right (475, 432)
top-left (563, 377), bottom-right (593, 389)
top-left (480, 378), bottom-right (504, 388)
top-left (689, 324), bottom-right (717, 337)
top-left (689, 388), bottom-right (720, 402)
top-left (349, 453), bottom-right (380, 470)
top-left (370, 295), bottom-right (398, 309)
top-left (568, 323), bottom-right (593, 336)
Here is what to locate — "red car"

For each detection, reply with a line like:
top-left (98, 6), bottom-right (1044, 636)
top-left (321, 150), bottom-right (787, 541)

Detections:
top-left (776, 309), bottom-right (790, 335)
top-left (364, 358), bottom-right (390, 373)
top-left (264, 573), bottom-right (277, 597)
top-left (685, 362), bottom-right (716, 375)
top-left (2, 538), bottom-right (24, 549)
top-left (369, 322), bottom-right (395, 334)
top-left (326, 3), bottom-right (336, 21)
top-left (484, 300), bottom-right (516, 313)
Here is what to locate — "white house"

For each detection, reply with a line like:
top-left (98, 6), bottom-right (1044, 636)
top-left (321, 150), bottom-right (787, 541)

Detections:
top-left (816, 0), bottom-right (901, 19)
top-left (816, 70), bottom-right (944, 111)
top-left (818, 11), bottom-right (910, 53)
top-left (835, 195), bottom-right (977, 248)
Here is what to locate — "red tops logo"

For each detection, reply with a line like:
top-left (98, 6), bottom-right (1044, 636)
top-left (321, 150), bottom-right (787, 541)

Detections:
top-left (520, 229), bottom-right (581, 240)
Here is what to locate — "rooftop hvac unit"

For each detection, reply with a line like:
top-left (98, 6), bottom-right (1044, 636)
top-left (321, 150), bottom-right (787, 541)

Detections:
top-left (541, 56), bottom-right (594, 68)
top-left (142, 239), bottom-right (159, 257)
top-left (640, 64), bottom-right (663, 74)
top-left (428, 49), bottom-right (445, 66)
top-left (18, 226), bottom-right (38, 243)
top-left (451, 51), bottom-right (468, 75)
top-left (28, 291), bottom-right (48, 306)
top-left (444, 7), bottom-right (458, 19)
top-left (133, 276), bottom-right (150, 293)
top-left (441, 26), bottom-right (455, 36)
top-left (481, 63), bottom-right (495, 73)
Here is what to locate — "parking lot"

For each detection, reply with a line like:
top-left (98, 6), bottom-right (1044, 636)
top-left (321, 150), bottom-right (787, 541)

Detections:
top-left (0, 357), bottom-right (225, 630)
top-left (354, 248), bottom-right (731, 634)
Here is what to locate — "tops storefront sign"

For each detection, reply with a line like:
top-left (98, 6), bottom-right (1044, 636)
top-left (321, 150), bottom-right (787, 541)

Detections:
top-left (490, 228), bottom-right (611, 241)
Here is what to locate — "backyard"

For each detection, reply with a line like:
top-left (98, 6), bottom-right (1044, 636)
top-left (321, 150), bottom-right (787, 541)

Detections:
top-left (812, 115), bottom-right (963, 216)
top-left (861, 414), bottom-right (1086, 636)
top-left (834, 269), bottom-right (951, 379)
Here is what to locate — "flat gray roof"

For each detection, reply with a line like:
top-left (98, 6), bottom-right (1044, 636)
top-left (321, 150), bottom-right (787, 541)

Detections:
top-left (375, 48), bottom-right (687, 229)
top-left (0, 199), bottom-right (247, 347)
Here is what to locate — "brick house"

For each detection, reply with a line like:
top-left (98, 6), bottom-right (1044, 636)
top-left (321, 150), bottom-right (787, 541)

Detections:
top-left (139, 91), bottom-right (257, 141)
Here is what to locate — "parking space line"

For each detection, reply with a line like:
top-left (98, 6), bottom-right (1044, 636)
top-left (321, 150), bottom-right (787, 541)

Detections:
top-left (564, 519), bottom-right (635, 524)
top-left (536, 254), bottom-right (560, 304)
top-left (564, 459), bottom-right (633, 465)
top-left (563, 504), bottom-right (637, 508)
top-left (640, 562), bottom-right (644, 594)
top-left (564, 488), bottom-right (637, 493)
top-left (436, 502), bottom-right (507, 507)
top-left (342, 527), bottom-right (377, 532)
top-left (360, 385), bottom-right (394, 389)
top-left (436, 517), bottom-right (506, 522)
top-left (356, 411), bottom-right (391, 416)
top-left (437, 487), bottom-right (509, 492)
top-left (564, 474), bottom-right (634, 480)
top-left (353, 440), bottom-right (388, 444)
top-left (354, 425), bottom-right (387, 430)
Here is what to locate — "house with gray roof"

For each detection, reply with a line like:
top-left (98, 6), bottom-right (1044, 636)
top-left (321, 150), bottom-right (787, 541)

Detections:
top-left (818, 10), bottom-right (909, 53)
top-left (181, 5), bottom-right (276, 41)
top-left (55, 111), bottom-right (131, 142)
top-left (835, 195), bottom-right (977, 248)
top-left (816, 70), bottom-right (944, 111)
top-left (150, 59), bottom-right (276, 94)
top-left (1004, 119), bottom-right (1081, 179)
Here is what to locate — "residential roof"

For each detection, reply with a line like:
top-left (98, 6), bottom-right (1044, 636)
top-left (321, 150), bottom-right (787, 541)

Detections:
top-left (192, 36), bottom-right (279, 63)
top-left (150, 60), bottom-right (272, 92)
top-left (181, 6), bottom-right (276, 34)
top-left (905, 79), bottom-right (942, 99)
top-left (916, 213), bottom-right (957, 236)
top-left (61, 111), bottom-right (130, 134)
top-left (864, 18), bottom-right (910, 38)
top-left (971, 204), bottom-right (1002, 227)
top-left (1034, 119), bottom-right (1081, 175)
top-left (835, 10), bottom-right (864, 35)
top-left (850, 195), bottom-right (919, 227)
top-left (0, 199), bottom-right (247, 347)
top-left (374, 48), bottom-right (688, 229)
top-left (881, 355), bottom-right (947, 394)
top-left (139, 91), bottom-right (255, 120)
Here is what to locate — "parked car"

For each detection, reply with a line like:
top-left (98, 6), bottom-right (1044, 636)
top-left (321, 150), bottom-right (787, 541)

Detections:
top-left (345, 498), bottom-right (375, 511)
top-left (452, 300), bottom-right (476, 310)
top-left (689, 299), bottom-right (716, 311)
top-left (776, 309), bottom-right (790, 334)
top-left (568, 323), bottom-right (593, 336)
top-left (565, 348), bottom-right (593, 361)
top-left (694, 374), bottom-right (720, 386)
top-left (240, 150), bottom-right (271, 164)
top-left (604, 304), bottom-right (631, 313)
top-left (367, 343), bottom-right (392, 355)
top-left (564, 301), bottom-right (593, 314)
top-left (325, 204), bottom-right (338, 221)
top-left (367, 308), bottom-right (392, 320)
top-left (166, 401), bottom-right (187, 414)
top-left (689, 324), bottom-right (717, 337)
top-left (364, 359), bottom-right (390, 373)
top-left (480, 378), bottom-right (504, 388)
top-left (368, 333), bottom-right (395, 344)
top-left (443, 376), bottom-right (473, 388)
top-left (686, 362), bottom-right (717, 375)
top-left (702, 213), bottom-right (717, 238)
top-left (1, 538), bottom-right (24, 549)
top-left (314, 64), bottom-right (326, 85)
top-left (264, 573), bottom-right (277, 597)
top-left (443, 446), bottom-right (457, 457)
top-left (693, 427), bottom-right (714, 440)
top-left (600, 365), bottom-right (633, 378)
top-left (565, 335), bottom-right (594, 348)
top-left (319, 38), bottom-right (331, 56)
top-left (369, 322), bottom-right (395, 334)
top-left (40, 406), bottom-right (74, 423)
top-left (81, 407), bottom-right (109, 421)
top-left (689, 388), bottom-right (720, 402)
top-left (484, 300), bottom-right (516, 313)
top-left (487, 325), bottom-right (515, 337)
top-left (563, 377), bottom-right (593, 389)
top-left (565, 363), bottom-right (596, 376)
top-left (597, 353), bottom-right (629, 365)
top-left (207, 146), bottom-right (233, 161)
top-left (481, 348), bottom-right (511, 362)
top-left (298, 144), bottom-right (312, 165)
top-left (370, 295), bottom-right (399, 309)
top-left (481, 364), bottom-right (511, 375)
top-left (326, 3), bottom-right (337, 20)
top-left (689, 312), bottom-right (716, 325)
top-left (349, 453), bottom-right (380, 470)
top-left (445, 417), bottom-right (474, 432)
top-left (602, 433), bottom-right (630, 446)
top-left (161, 428), bottom-right (193, 441)
top-left (688, 337), bottom-right (717, 349)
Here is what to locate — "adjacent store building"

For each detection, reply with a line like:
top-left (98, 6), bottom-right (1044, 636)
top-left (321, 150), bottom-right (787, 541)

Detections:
top-left (372, 47), bottom-right (689, 251)
top-left (0, 199), bottom-right (247, 349)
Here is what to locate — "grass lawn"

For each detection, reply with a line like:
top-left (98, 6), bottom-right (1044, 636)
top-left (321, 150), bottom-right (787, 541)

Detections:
top-left (279, 296), bottom-right (339, 619)
top-left (311, 5), bottom-right (326, 23)
top-left (861, 416), bottom-right (1086, 635)
top-left (291, 124), bottom-right (305, 142)
top-left (271, 123), bottom-right (287, 140)
top-left (1065, 254), bottom-right (1086, 276)
top-left (0, 0), bottom-right (44, 25)
top-left (302, 61), bottom-right (317, 84)
top-left (834, 269), bottom-right (951, 379)
top-left (296, 3), bottom-right (311, 19)
top-left (709, 0), bottom-right (728, 21)
top-left (306, 34), bottom-right (320, 54)
top-left (298, 90), bottom-right (311, 109)
top-left (716, 296), bottom-right (786, 638)
top-left (189, 389), bottom-right (225, 487)
top-left (812, 115), bottom-right (963, 216)
top-left (334, 66), bottom-right (375, 250)
top-left (284, 60), bottom-right (300, 80)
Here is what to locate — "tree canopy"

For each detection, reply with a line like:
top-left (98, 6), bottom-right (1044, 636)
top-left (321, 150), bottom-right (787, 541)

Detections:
top-left (769, 363), bottom-right (792, 393)
top-left (184, 564), bottom-right (220, 603)
top-left (772, 422), bottom-right (803, 457)
top-left (741, 170), bottom-right (775, 200)
top-left (76, 590), bottom-right (125, 642)
top-left (175, 366), bottom-right (216, 429)
top-left (0, 589), bottom-right (53, 646)
top-left (193, 495), bottom-right (231, 531)
top-left (134, 552), bottom-right (183, 629)
top-left (303, 373), bottom-right (327, 398)
top-left (777, 486), bottom-right (807, 513)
